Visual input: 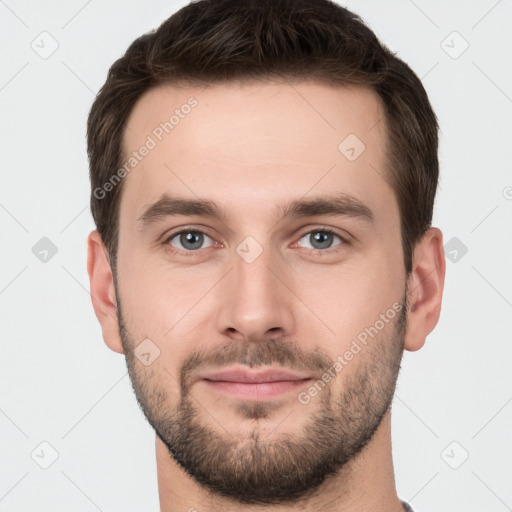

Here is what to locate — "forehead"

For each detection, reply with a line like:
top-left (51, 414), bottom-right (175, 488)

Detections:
top-left (120, 80), bottom-right (394, 227)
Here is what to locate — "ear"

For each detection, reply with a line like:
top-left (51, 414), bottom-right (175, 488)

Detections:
top-left (404, 227), bottom-right (446, 352)
top-left (86, 230), bottom-right (124, 354)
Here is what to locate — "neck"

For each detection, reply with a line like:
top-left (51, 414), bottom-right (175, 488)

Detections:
top-left (155, 410), bottom-right (405, 512)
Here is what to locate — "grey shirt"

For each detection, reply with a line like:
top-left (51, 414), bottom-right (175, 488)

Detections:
top-left (401, 501), bottom-right (415, 512)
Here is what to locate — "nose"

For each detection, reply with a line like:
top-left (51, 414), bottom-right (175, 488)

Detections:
top-left (215, 244), bottom-right (296, 343)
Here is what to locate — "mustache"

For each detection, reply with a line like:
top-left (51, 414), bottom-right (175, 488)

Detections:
top-left (179, 338), bottom-right (335, 392)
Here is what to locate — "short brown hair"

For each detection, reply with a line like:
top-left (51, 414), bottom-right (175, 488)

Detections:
top-left (87, 0), bottom-right (439, 274)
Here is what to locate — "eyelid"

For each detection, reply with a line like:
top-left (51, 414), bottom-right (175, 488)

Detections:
top-left (161, 224), bottom-right (215, 242)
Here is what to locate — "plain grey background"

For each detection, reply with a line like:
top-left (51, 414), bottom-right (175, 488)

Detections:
top-left (1, 1), bottom-right (511, 510)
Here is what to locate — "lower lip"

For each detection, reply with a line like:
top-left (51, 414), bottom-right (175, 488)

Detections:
top-left (202, 379), bottom-right (312, 400)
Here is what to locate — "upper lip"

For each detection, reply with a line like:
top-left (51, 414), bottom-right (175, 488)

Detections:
top-left (199, 366), bottom-right (312, 383)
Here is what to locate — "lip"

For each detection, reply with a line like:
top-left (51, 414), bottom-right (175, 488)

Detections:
top-left (199, 366), bottom-right (312, 383)
top-left (197, 366), bottom-right (313, 400)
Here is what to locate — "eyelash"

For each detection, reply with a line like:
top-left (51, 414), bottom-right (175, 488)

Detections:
top-left (162, 226), bottom-right (349, 257)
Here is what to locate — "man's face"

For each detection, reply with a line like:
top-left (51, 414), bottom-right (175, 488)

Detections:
top-left (115, 80), bottom-right (408, 504)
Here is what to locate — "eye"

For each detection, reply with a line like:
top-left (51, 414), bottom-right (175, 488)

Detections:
top-left (162, 226), bottom-right (348, 257)
top-left (164, 229), bottom-right (216, 253)
top-left (296, 228), bottom-right (346, 252)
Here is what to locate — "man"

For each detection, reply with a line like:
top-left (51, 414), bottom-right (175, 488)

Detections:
top-left (86, 0), bottom-right (445, 510)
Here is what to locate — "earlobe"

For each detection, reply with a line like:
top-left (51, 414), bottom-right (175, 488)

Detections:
top-left (87, 230), bottom-right (124, 354)
top-left (404, 227), bottom-right (446, 352)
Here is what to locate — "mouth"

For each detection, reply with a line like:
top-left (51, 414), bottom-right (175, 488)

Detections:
top-left (197, 366), bottom-right (313, 400)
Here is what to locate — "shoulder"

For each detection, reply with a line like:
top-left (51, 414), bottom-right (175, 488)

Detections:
top-left (401, 501), bottom-right (415, 512)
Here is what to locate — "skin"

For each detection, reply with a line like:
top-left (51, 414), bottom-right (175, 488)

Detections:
top-left (87, 80), bottom-right (445, 512)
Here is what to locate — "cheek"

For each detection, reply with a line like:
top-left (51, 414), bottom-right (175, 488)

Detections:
top-left (116, 253), bottom-right (216, 370)
top-left (292, 251), bottom-right (404, 344)
top-left (116, 215), bottom-right (186, 340)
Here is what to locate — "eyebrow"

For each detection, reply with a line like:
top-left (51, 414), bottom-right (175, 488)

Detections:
top-left (137, 192), bottom-right (374, 228)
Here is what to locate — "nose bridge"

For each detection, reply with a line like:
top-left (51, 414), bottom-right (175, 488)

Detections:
top-left (216, 239), bottom-right (294, 340)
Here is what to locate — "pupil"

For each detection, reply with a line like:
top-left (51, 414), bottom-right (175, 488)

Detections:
top-left (312, 231), bottom-right (332, 249)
